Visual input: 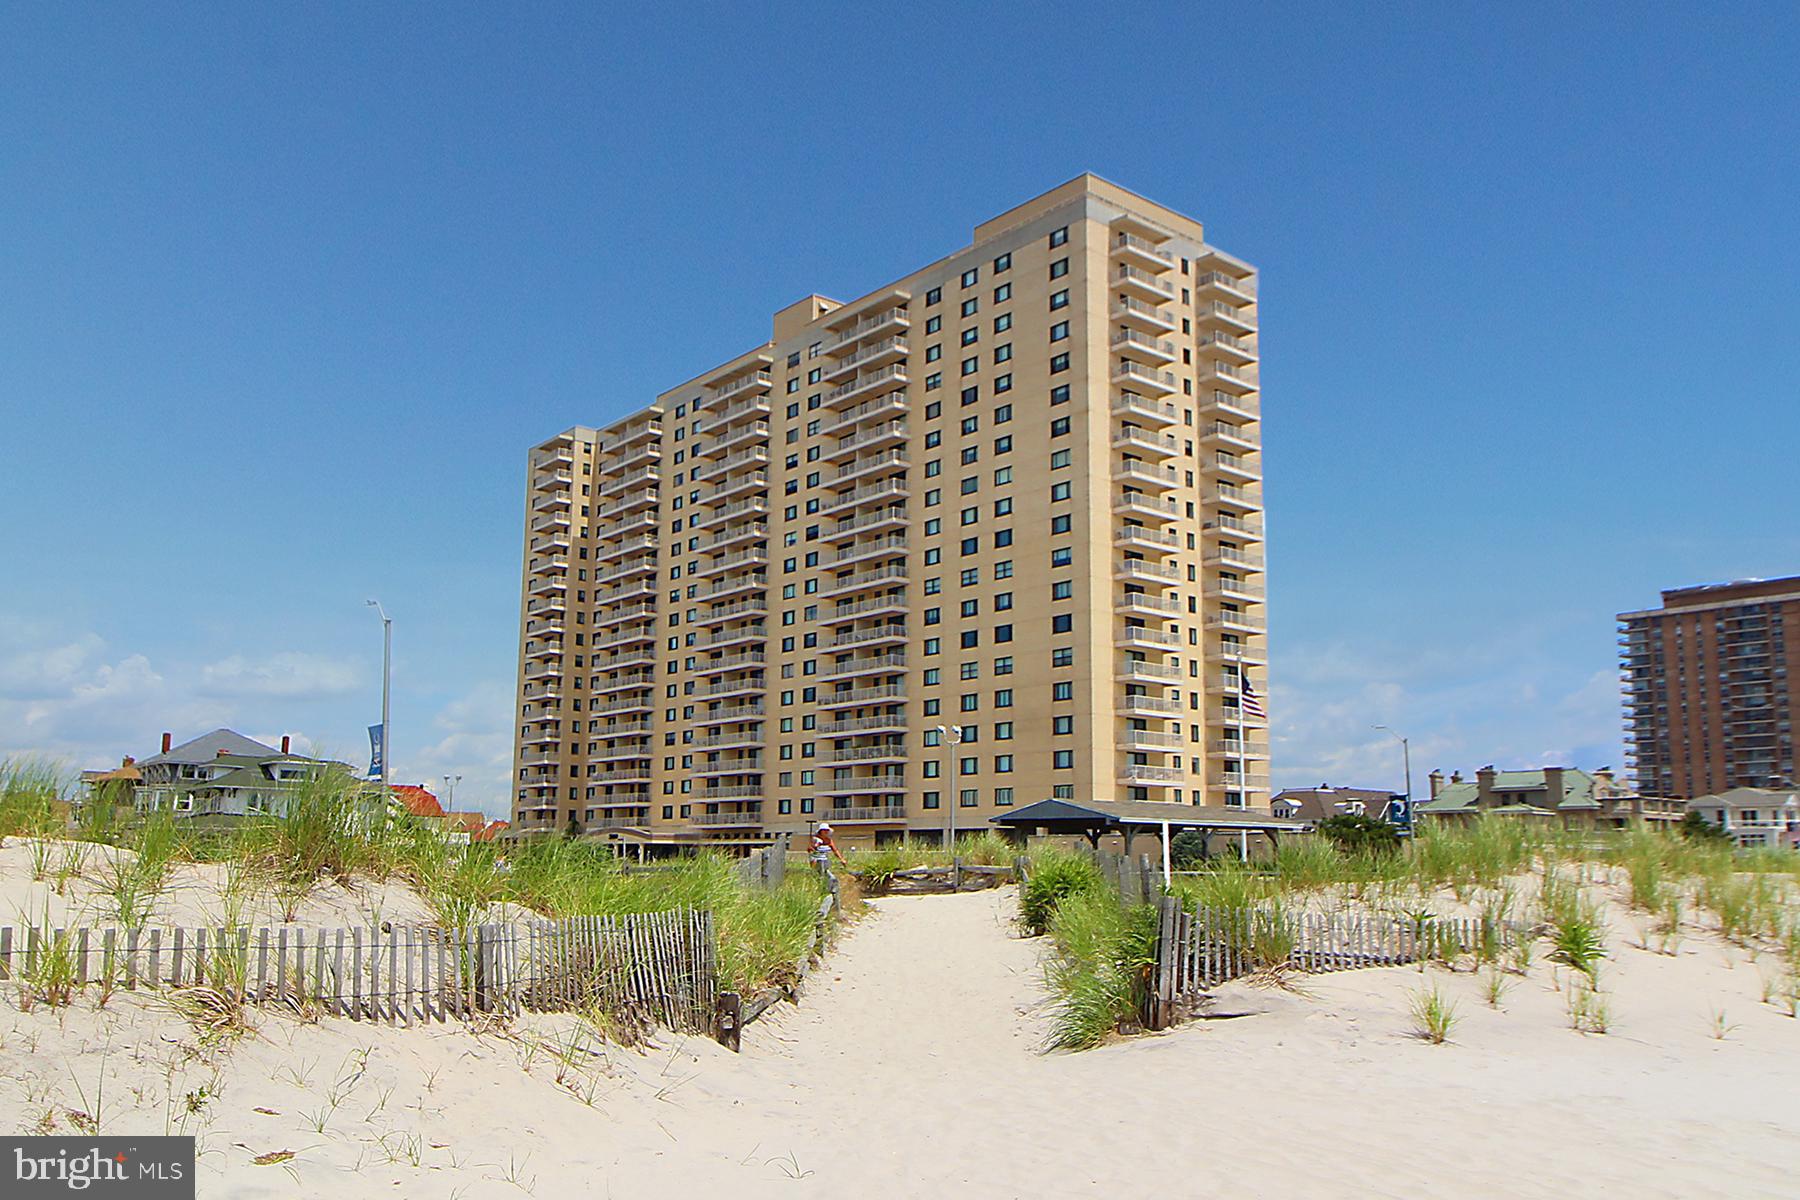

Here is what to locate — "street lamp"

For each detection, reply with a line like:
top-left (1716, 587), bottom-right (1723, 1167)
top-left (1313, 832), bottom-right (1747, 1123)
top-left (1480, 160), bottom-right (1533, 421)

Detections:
top-left (367, 600), bottom-right (391, 795)
top-left (442, 774), bottom-right (462, 809)
top-left (1373, 724), bottom-right (1411, 820)
top-left (935, 723), bottom-right (964, 851)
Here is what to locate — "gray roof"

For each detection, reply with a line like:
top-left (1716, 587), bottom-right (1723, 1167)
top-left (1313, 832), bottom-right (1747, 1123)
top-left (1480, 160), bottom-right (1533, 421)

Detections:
top-left (990, 797), bottom-right (1307, 831)
top-left (137, 729), bottom-right (279, 768)
top-left (1690, 787), bottom-right (1800, 810)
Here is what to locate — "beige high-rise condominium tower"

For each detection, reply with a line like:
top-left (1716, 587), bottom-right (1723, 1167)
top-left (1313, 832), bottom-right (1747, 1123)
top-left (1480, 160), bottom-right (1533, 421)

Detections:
top-left (512, 175), bottom-right (1267, 846)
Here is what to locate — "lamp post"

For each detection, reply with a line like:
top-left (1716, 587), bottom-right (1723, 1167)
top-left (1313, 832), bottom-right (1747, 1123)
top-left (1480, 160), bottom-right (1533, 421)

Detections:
top-left (1373, 724), bottom-right (1411, 821)
top-left (442, 774), bottom-right (461, 809)
top-left (367, 600), bottom-right (391, 796)
top-left (936, 723), bottom-right (963, 851)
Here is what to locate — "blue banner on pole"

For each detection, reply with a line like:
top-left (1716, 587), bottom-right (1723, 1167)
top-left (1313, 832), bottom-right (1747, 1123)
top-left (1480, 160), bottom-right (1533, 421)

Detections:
top-left (368, 723), bottom-right (384, 779)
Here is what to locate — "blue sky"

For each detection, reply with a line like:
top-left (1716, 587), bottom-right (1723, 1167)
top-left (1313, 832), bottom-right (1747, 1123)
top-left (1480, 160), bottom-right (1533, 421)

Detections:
top-left (3, 4), bottom-right (1797, 815)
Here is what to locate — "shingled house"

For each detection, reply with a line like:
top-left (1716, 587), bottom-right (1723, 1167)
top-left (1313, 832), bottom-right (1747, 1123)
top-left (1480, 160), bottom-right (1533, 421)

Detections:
top-left (1417, 766), bottom-right (1684, 829)
top-left (131, 729), bottom-right (356, 821)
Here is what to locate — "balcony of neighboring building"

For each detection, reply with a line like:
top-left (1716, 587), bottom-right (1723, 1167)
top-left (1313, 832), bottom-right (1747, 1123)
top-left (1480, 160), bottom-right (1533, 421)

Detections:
top-left (1117, 658), bottom-right (1183, 684)
top-left (1111, 393), bottom-right (1180, 427)
top-left (820, 712), bottom-right (908, 736)
top-left (531, 465), bottom-right (574, 494)
top-left (524, 682), bottom-right (563, 703)
top-left (593, 487), bottom-right (660, 519)
top-left (1112, 265), bottom-right (1177, 302)
top-left (694, 702), bottom-right (765, 727)
top-left (822, 393), bottom-right (909, 438)
top-left (1117, 459), bottom-right (1181, 491)
top-left (1116, 624), bottom-right (1182, 651)
top-left (820, 682), bottom-right (908, 709)
top-left (1199, 331), bottom-right (1257, 366)
top-left (1112, 425), bottom-right (1181, 458)
top-left (1120, 763), bottom-right (1183, 786)
top-left (525, 613), bottom-right (566, 638)
top-left (697, 572), bottom-right (767, 605)
top-left (524, 643), bottom-right (562, 668)
top-left (594, 511), bottom-right (658, 542)
top-left (530, 509), bottom-right (572, 536)
top-left (601, 441), bottom-right (661, 474)
top-left (692, 494), bottom-right (770, 530)
top-left (823, 653), bottom-right (908, 681)
top-left (1204, 576), bottom-right (1266, 603)
top-left (1195, 299), bottom-right (1257, 336)
top-left (699, 420), bottom-right (771, 460)
top-left (1204, 546), bottom-right (1264, 574)
top-left (691, 446), bottom-right (770, 483)
top-left (531, 443), bottom-right (576, 471)
top-left (824, 304), bottom-right (911, 356)
top-left (593, 599), bottom-right (657, 629)
top-left (819, 804), bottom-right (910, 825)
top-left (1117, 591), bottom-right (1184, 619)
top-left (1199, 390), bottom-right (1260, 422)
top-left (525, 594), bottom-right (566, 617)
top-left (590, 766), bottom-right (653, 786)
top-left (1120, 728), bottom-right (1183, 751)
top-left (594, 533), bottom-right (658, 564)
top-left (699, 623), bottom-right (767, 651)
top-left (824, 742), bottom-right (909, 766)
top-left (695, 395), bottom-right (771, 437)
top-left (694, 755), bottom-right (764, 778)
top-left (531, 482), bottom-right (573, 513)
top-left (819, 774), bottom-right (908, 798)
top-left (694, 651), bottom-right (767, 678)
top-left (693, 728), bottom-right (763, 752)
top-left (527, 553), bottom-right (569, 579)
top-left (1111, 296), bottom-right (1176, 333)
top-left (822, 562), bottom-right (909, 599)
top-left (583, 811), bottom-right (650, 833)
top-left (821, 477), bottom-right (910, 517)
top-left (1110, 229), bottom-right (1176, 272)
top-left (589, 694), bottom-right (654, 717)
top-left (1121, 693), bottom-right (1183, 717)
top-left (594, 556), bottom-right (658, 587)
top-left (693, 597), bottom-right (769, 627)
top-left (699, 675), bottom-right (766, 701)
top-left (592, 672), bottom-right (656, 696)
top-left (1206, 481), bottom-right (1263, 512)
top-left (1116, 558), bottom-right (1183, 587)
top-left (1210, 451), bottom-right (1262, 484)
top-left (691, 805), bottom-right (764, 828)
top-left (830, 535), bottom-right (909, 571)
top-left (1205, 512), bottom-right (1265, 543)
top-left (1114, 490), bottom-right (1182, 521)
top-left (706, 368), bottom-right (773, 407)
top-left (518, 747), bottom-right (561, 768)
top-left (1110, 329), bottom-right (1178, 363)
top-left (597, 465), bottom-right (660, 497)
top-left (1114, 525), bottom-right (1182, 555)
top-left (824, 591), bottom-right (909, 624)
top-left (1111, 361), bottom-right (1179, 395)
top-left (694, 783), bottom-right (763, 804)
top-left (526, 573), bottom-right (568, 598)
top-left (594, 648), bottom-right (655, 673)
top-left (825, 505), bottom-right (908, 543)
top-left (1194, 266), bottom-right (1257, 305)
top-left (824, 336), bottom-right (909, 383)
top-left (693, 547), bottom-right (769, 580)
top-left (1199, 360), bottom-right (1257, 396)
top-left (832, 449), bottom-right (910, 488)
top-left (823, 420), bottom-right (909, 464)
top-left (1200, 421), bottom-right (1259, 454)
top-left (592, 623), bottom-right (656, 653)
top-left (1209, 704), bottom-right (1267, 729)
top-left (697, 469), bottom-right (769, 508)
top-left (824, 363), bottom-right (909, 409)
top-left (1210, 739), bottom-right (1271, 760)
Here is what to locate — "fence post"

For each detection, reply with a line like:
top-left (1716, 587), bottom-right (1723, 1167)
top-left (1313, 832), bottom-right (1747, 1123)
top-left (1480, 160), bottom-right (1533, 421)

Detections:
top-left (1150, 895), bottom-right (1178, 1030)
top-left (715, 990), bottom-right (742, 1052)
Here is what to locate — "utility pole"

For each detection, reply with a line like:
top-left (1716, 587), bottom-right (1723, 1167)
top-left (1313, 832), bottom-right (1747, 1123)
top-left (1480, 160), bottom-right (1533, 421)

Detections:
top-left (1374, 724), bottom-right (1411, 824)
top-left (367, 600), bottom-right (391, 796)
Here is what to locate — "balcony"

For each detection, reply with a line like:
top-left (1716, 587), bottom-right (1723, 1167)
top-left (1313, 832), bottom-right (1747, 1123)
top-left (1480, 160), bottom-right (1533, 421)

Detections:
top-left (831, 535), bottom-right (909, 569)
top-left (695, 755), bottom-right (763, 777)
top-left (820, 805), bottom-right (909, 824)
top-left (693, 547), bottom-right (768, 579)
top-left (1195, 299), bottom-right (1256, 336)
top-left (594, 556), bottom-right (657, 586)
top-left (1195, 270), bottom-right (1256, 303)
top-left (700, 676), bottom-right (765, 701)
top-left (1200, 361), bottom-right (1257, 396)
top-left (1112, 266), bottom-right (1177, 302)
top-left (708, 369), bottom-right (773, 405)
top-left (821, 393), bottom-right (908, 437)
top-left (824, 420), bottom-right (909, 463)
top-left (824, 653), bottom-right (907, 679)
top-left (583, 816), bottom-right (648, 832)
top-left (1121, 729), bottom-right (1183, 750)
top-left (1118, 659), bottom-right (1183, 683)
top-left (1116, 559), bottom-right (1182, 585)
top-left (1110, 330), bottom-right (1178, 362)
top-left (1111, 362), bottom-right (1179, 395)
top-left (821, 478), bottom-right (909, 516)
top-left (594, 488), bottom-right (659, 519)
top-left (1119, 694), bottom-right (1184, 717)
top-left (528, 554), bottom-right (570, 577)
top-left (594, 512), bottom-right (657, 540)
top-left (1200, 390), bottom-right (1260, 421)
top-left (824, 592), bottom-right (909, 624)
top-left (825, 363), bottom-right (909, 409)
top-left (593, 600), bottom-right (657, 628)
top-left (696, 702), bottom-right (765, 726)
top-left (1116, 625), bottom-right (1182, 650)
top-left (1117, 591), bottom-right (1184, 618)
top-left (1115, 525), bottom-right (1182, 552)
top-left (1206, 673), bottom-right (1254, 697)
top-left (532, 445), bottom-right (575, 471)
top-left (695, 651), bottom-right (767, 677)
top-left (824, 306), bottom-right (910, 354)
top-left (1206, 481), bottom-right (1260, 512)
top-left (692, 446), bottom-right (769, 483)
top-left (823, 563), bottom-right (909, 598)
top-left (1211, 451), bottom-right (1261, 483)
top-left (606, 417), bottom-right (662, 447)
top-left (1204, 547), bottom-right (1264, 572)
top-left (1117, 460), bottom-right (1180, 490)
top-left (693, 598), bottom-right (769, 627)
top-left (826, 506), bottom-right (908, 543)
top-left (1110, 398), bottom-right (1181, 433)
top-left (693, 729), bottom-right (763, 751)
top-left (1111, 297), bottom-right (1176, 332)
top-left (531, 510), bottom-right (572, 534)
top-left (825, 744), bottom-right (908, 765)
top-left (694, 496), bottom-right (770, 530)
top-left (820, 683), bottom-right (908, 709)
top-left (593, 672), bottom-right (655, 695)
top-left (1209, 740), bottom-right (1271, 759)
top-left (1205, 513), bottom-right (1264, 543)
top-left (1113, 426), bottom-right (1181, 457)
top-left (595, 533), bottom-right (658, 561)
top-left (527, 573), bottom-right (568, 597)
top-left (595, 650), bottom-right (655, 674)
top-left (529, 534), bottom-right (570, 556)
top-left (702, 420), bottom-right (770, 458)
top-left (523, 659), bottom-right (560, 680)
top-left (590, 767), bottom-right (652, 786)
top-left (695, 396), bottom-right (771, 436)
top-left (598, 466), bottom-right (660, 497)
top-left (1199, 332), bottom-right (1257, 365)
top-left (532, 486), bottom-right (572, 513)
top-left (1120, 764), bottom-right (1182, 785)
top-left (1205, 577), bottom-right (1266, 602)
top-left (820, 713), bottom-right (908, 736)
top-left (825, 336), bottom-right (909, 382)
top-left (700, 624), bottom-right (766, 650)
top-left (1111, 231), bottom-right (1175, 271)
top-left (1214, 772), bottom-right (1271, 792)
top-left (588, 695), bottom-right (653, 717)
top-left (820, 775), bottom-right (908, 797)
top-left (827, 626), bottom-right (909, 654)
top-left (703, 522), bottom-right (768, 552)
top-left (833, 449), bottom-right (910, 486)
top-left (1201, 421), bottom-right (1258, 453)
top-left (602, 442), bottom-right (660, 473)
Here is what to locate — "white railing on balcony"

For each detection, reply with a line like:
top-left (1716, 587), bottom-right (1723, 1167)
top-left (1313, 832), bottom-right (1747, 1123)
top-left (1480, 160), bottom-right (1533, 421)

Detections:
top-left (1113, 363), bottom-right (1178, 389)
top-left (1116, 526), bottom-right (1182, 549)
top-left (1113, 265), bottom-right (1175, 294)
top-left (835, 420), bottom-right (910, 457)
top-left (1201, 332), bottom-right (1256, 356)
top-left (696, 396), bottom-right (771, 434)
top-left (827, 623), bottom-right (907, 648)
top-left (825, 683), bottom-right (907, 704)
top-left (1113, 231), bottom-right (1174, 262)
top-left (702, 625), bottom-right (767, 647)
top-left (837, 335), bottom-right (909, 374)
top-left (820, 713), bottom-right (907, 735)
top-left (825, 744), bottom-right (907, 763)
top-left (826, 308), bottom-right (910, 351)
top-left (834, 449), bottom-right (910, 481)
top-left (832, 506), bottom-right (908, 537)
top-left (594, 490), bottom-right (659, 520)
top-left (1118, 560), bottom-right (1182, 583)
top-left (1121, 764), bottom-right (1183, 783)
top-left (1110, 331), bottom-right (1177, 357)
top-left (1118, 592), bottom-right (1184, 615)
top-left (823, 479), bottom-right (908, 511)
top-left (825, 564), bottom-right (909, 595)
top-left (1119, 660), bottom-right (1183, 681)
top-left (709, 370), bottom-right (772, 404)
top-left (829, 593), bottom-right (908, 620)
top-left (825, 654), bottom-right (908, 678)
top-left (825, 362), bottom-right (908, 405)
top-left (822, 393), bottom-right (908, 436)
top-left (1122, 695), bottom-right (1183, 715)
top-left (821, 805), bottom-right (909, 822)
top-left (1122, 729), bottom-right (1183, 749)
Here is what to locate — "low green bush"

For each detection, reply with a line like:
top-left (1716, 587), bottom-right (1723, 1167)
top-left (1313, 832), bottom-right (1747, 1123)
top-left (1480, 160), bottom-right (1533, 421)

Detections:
top-left (1020, 848), bottom-right (1104, 935)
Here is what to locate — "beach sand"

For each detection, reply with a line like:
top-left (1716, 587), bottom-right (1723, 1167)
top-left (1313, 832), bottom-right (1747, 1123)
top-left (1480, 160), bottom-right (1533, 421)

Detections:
top-left (2, 872), bottom-right (1797, 1198)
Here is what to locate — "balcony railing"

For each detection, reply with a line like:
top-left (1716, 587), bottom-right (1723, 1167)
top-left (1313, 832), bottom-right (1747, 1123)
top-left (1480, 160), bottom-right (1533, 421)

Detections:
top-left (824, 653), bottom-right (907, 678)
top-left (708, 370), bottom-right (772, 404)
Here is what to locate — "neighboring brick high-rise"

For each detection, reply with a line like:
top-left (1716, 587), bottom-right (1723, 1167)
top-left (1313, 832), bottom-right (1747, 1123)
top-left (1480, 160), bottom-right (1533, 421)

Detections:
top-left (1619, 576), bottom-right (1800, 798)
top-left (511, 175), bottom-right (1268, 845)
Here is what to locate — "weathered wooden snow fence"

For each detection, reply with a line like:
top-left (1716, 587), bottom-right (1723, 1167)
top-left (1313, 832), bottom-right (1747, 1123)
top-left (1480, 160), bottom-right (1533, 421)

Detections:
top-left (0, 909), bottom-right (718, 1033)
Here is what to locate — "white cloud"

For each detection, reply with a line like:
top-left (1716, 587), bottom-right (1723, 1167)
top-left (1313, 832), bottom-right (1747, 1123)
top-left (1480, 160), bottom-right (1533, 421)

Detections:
top-left (198, 652), bottom-right (361, 699)
top-left (394, 681), bottom-right (515, 819)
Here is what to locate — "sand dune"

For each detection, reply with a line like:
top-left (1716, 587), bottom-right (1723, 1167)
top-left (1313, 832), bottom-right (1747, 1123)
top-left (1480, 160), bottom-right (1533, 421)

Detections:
top-left (3, 883), bottom-right (1797, 1197)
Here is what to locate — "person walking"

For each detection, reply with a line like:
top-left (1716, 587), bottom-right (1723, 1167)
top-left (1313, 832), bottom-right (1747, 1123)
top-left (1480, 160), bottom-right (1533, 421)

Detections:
top-left (810, 822), bottom-right (847, 876)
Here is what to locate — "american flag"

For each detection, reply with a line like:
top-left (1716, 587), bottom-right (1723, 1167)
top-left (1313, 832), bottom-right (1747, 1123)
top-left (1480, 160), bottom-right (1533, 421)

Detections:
top-left (1239, 674), bottom-right (1266, 720)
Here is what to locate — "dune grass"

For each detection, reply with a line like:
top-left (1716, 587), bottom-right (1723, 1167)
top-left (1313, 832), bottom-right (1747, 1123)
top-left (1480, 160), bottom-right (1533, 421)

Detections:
top-left (1041, 887), bottom-right (1159, 1050)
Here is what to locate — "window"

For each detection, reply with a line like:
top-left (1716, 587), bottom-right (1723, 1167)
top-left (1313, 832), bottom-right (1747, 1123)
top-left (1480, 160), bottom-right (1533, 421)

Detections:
top-left (961, 416), bottom-right (979, 435)
top-left (1053, 750), bottom-right (1074, 769)
top-left (925, 607), bottom-right (941, 625)
top-left (1050, 226), bottom-right (1068, 247)
top-left (994, 592), bottom-right (1013, 611)
top-left (1050, 288), bottom-right (1069, 310)
top-left (925, 458), bottom-right (942, 477)
top-left (1053, 681), bottom-right (1072, 701)
top-left (994, 560), bottom-right (1013, 579)
top-left (925, 372), bottom-right (942, 391)
top-left (1050, 321), bottom-right (1069, 342)
top-left (1051, 448), bottom-right (1072, 469)
top-left (924, 635), bottom-right (941, 654)
top-left (960, 567), bottom-right (979, 586)
top-left (960, 327), bottom-right (978, 346)
top-left (993, 529), bottom-right (1012, 548)
top-left (1051, 417), bottom-right (1071, 437)
top-left (1051, 580), bottom-right (1073, 600)
top-left (1054, 715), bottom-right (1074, 735)
top-left (961, 267), bottom-right (978, 287)
top-left (961, 356), bottom-right (978, 376)
top-left (926, 286), bottom-right (942, 305)
top-left (1050, 514), bottom-right (1071, 534)
top-left (1051, 547), bottom-right (1072, 567)
top-left (995, 787), bottom-right (1013, 806)
top-left (1050, 257), bottom-right (1069, 279)
top-left (926, 343), bottom-right (942, 362)
top-left (926, 314), bottom-right (942, 334)
top-left (960, 536), bottom-right (978, 555)
top-left (960, 630), bottom-right (978, 649)
top-left (960, 598), bottom-right (979, 618)
top-left (960, 693), bottom-right (979, 711)
top-left (993, 498), bottom-right (1012, 517)
top-left (993, 251), bottom-right (1011, 273)
top-left (1050, 352), bottom-right (1070, 373)
top-left (994, 466), bottom-right (1013, 486)
top-left (1052, 647), bottom-right (1074, 667)
top-left (960, 506), bottom-right (977, 526)
top-left (994, 343), bottom-right (1012, 364)
top-left (961, 298), bottom-right (979, 318)
top-left (993, 373), bottom-right (1012, 394)
top-left (1052, 613), bottom-right (1073, 633)
top-left (961, 476), bottom-right (979, 495)
top-left (1051, 481), bottom-right (1071, 501)
top-left (994, 657), bottom-right (1013, 676)
top-left (960, 661), bottom-right (979, 680)
top-left (995, 688), bottom-right (1013, 708)
top-left (1051, 384), bottom-right (1070, 405)
top-left (923, 667), bottom-right (941, 685)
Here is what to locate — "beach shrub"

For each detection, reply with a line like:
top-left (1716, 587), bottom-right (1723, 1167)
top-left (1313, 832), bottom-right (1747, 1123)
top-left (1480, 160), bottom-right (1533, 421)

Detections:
top-left (1042, 888), bottom-right (1159, 1050)
top-left (1169, 830), bottom-right (1209, 870)
top-left (1409, 985), bottom-right (1458, 1044)
top-left (1020, 848), bottom-right (1104, 935)
top-left (1318, 813), bottom-right (1400, 855)
top-left (1550, 904), bottom-right (1607, 981)
top-left (1678, 810), bottom-right (1731, 844)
